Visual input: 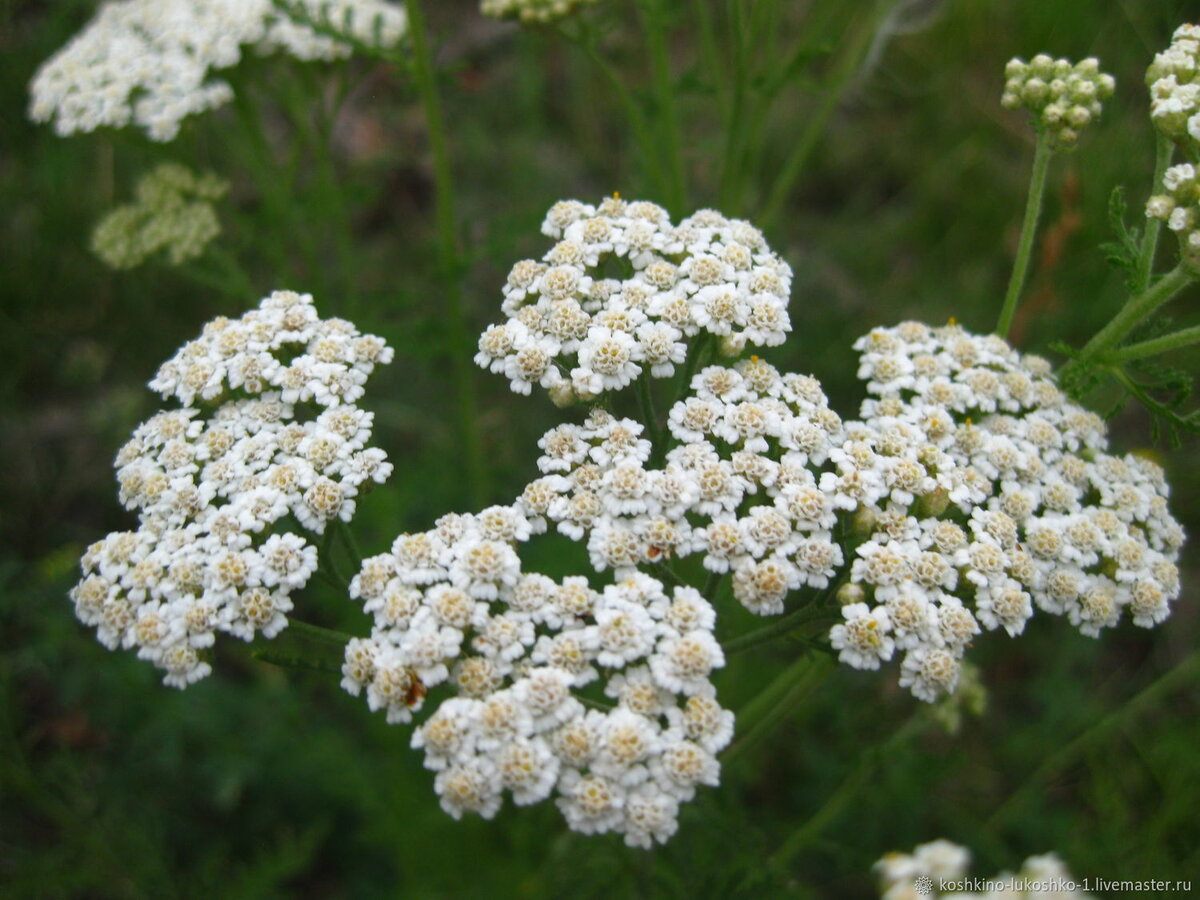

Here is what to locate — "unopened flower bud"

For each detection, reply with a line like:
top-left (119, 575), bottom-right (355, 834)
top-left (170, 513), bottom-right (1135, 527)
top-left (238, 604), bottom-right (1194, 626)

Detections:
top-left (836, 583), bottom-right (866, 607)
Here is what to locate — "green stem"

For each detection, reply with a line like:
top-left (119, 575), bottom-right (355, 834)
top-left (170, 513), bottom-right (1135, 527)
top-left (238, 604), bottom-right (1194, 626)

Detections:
top-left (320, 525), bottom-right (350, 590)
top-left (718, 0), bottom-right (749, 211)
top-left (702, 569), bottom-right (723, 601)
top-left (759, 0), bottom-right (895, 228)
top-left (1074, 264), bottom-right (1193, 362)
top-left (1135, 131), bottom-right (1175, 293)
top-left (207, 246), bottom-right (258, 300)
top-left (337, 520), bottom-right (365, 572)
top-left (177, 260), bottom-right (248, 301)
top-left (293, 63), bottom-right (360, 310)
top-left (722, 653), bottom-right (833, 764)
top-left (763, 713), bottom-right (929, 874)
top-left (286, 618), bottom-right (357, 644)
top-left (1102, 324), bottom-right (1200, 364)
top-left (252, 645), bottom-right (342, 674)
top-left (985, 650), bottom-right (1200, 830)
top-left (997, 132), bottom-right (1053, 339)
top-left (230, 87), bottom-right (311, 278)
top-left (723, 600), bottom-right (840, 655)
top-left (677, 332), bottom-right (714, 397)
top-left (638, 0), bottom-right (687, 214)
top-left (561, 23), bottom-right (664, 194)
top-left (405, 0), bottom-right (487, 507)
top-left (635, 374), bottom-right (663, 462)
top-left (693, 0), bottom-right (727, 124)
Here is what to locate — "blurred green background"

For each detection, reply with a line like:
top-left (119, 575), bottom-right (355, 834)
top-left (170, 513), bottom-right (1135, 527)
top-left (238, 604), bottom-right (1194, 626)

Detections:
top-left (3, 0), bottom-right (1197, 896)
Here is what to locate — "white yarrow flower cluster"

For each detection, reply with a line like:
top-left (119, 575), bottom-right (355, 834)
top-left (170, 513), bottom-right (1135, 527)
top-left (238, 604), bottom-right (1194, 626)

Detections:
top-left (484, 315), bottom-right (1185, 708)
top-left (70, 290), bottom-right (394, 687)
top-left (343, 506), bottom-right (732, 847)
top-left (839, 322), bottom-right (1183, 702)
top-left (475, 197), bottom-right (792, 401)
top-left (91, 163), bottom-right (229, 270)
top-left (1000, 54), bottom-right (1114, 148)
top-left (480, 0), bottom-right (601, 23)
top-left (1146, 23), bottom-right (1200, 145)
top-left (875, 840), bottom-right (1093, 899)
top-left (29, 0), bottom-right (407, 141)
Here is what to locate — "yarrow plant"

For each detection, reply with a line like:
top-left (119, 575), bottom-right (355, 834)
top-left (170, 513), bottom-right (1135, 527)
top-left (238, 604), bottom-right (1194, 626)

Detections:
top-left (67, 207), bottom-right (1189, 844)
top-left (28, 0), bottom-right (407, 141)
top-left (69, 290), bottom-right (393, 686)
top-left (44, 0), bottom-right (1197, 879)
top-left (91, 163), bottom-right (229, 270)
top-left (328, 193), bottom-right (1184, 842)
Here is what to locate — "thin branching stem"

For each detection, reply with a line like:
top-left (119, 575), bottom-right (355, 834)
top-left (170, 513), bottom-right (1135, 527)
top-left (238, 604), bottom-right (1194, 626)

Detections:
top-left (723, 600), bottom-right (840, 655)
top-left (702, 569), bottom-right (723, 602)
top-left (985, 649), bottom-right (1200, 830)
top-left (635, 373), bottom-right (662, 457)
top-left (320, 525), bottom-right (351, 590)
top-left (722, 653), bottom-right (833, 763)
top-left (1135, 131), bottom-right (1175, 292)
top-left (561, 22), bottom-right (664, 194)
top-left (1102, 324), bottom-right (1200, 364)
top-left (405, 0), bottom-right (487, 506)
top-left (760, 0), bottom-right (895, 228)
top-left (997, 132), bottom-right (1052, 339)
top-left (336, 520), bottom-right (364, 574)
top-left (763, 712), bottom-right (929, 875)
top-left (718, 0), bottom-right (749, 211)
top-left (286, 618), bottom-right (357, 645)
top-left (638, 0), bottom-right (687, 214)
top-left (231, 86), bottom-right (313, 277)
top-left (1074, 263), bottom-right (1193, 361)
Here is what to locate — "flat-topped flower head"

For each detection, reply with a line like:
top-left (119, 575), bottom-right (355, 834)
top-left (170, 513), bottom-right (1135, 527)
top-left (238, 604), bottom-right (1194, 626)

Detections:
top-left (347, 489), bottom-right (733, 846)
top-left (477, 198), bottom-right (791, 400)
top-left (1147, 24), bottom-right (1200, 145)
top-left (837, 322), bottom-right (1184, 702)
top-left (92, 163), bottom-right (228, 270)
top-left (480, 0), bottom-right (601, 23)
top-left (29, 0), bottom-right (407, 141)
top-left (70, 291), bottom-right (393, 687)
top-left (1001, 54), bottom-right (1115, 149)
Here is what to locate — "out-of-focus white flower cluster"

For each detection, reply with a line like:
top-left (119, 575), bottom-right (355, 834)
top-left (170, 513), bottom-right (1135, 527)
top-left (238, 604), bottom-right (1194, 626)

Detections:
top-left (480, 0), bottom-right (601, 23)
top-left (1147, 23), bottom-right (1200, 145)
top-left (29, 0), bottom-right (407, 142)
top-left (835, 322), bottom-right (1182, 701)
top-left (1146, 163), bottom-right (1200, 271)
top-left (343, 509), bottom-right (732, 848)
top-left (1000, 54), bottom-right (1114, 149)
top-left (91, 163), bottom-right (229, 270)
top-left (70, 290), bottom-right (394, 687)
top-left (875, 840), bottom-right (1092, 899)
top-left (475, 197), bottom-right (792, 402)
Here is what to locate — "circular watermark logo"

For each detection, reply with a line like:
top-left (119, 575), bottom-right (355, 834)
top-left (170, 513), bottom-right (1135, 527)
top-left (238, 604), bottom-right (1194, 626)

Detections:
top-left (914, 874), bottom-right (934, 895)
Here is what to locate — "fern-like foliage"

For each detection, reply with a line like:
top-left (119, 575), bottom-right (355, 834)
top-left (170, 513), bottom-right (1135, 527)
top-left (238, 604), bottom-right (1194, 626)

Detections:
top-left (1099, 186), bottom-right (1143, 291)
top-left (1055, 329), bottom-right (1200, 446)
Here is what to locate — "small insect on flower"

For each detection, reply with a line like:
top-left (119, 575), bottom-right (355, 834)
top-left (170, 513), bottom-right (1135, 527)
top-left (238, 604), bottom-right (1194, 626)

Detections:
top-left (404, 671), bottom-right (428, 709)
